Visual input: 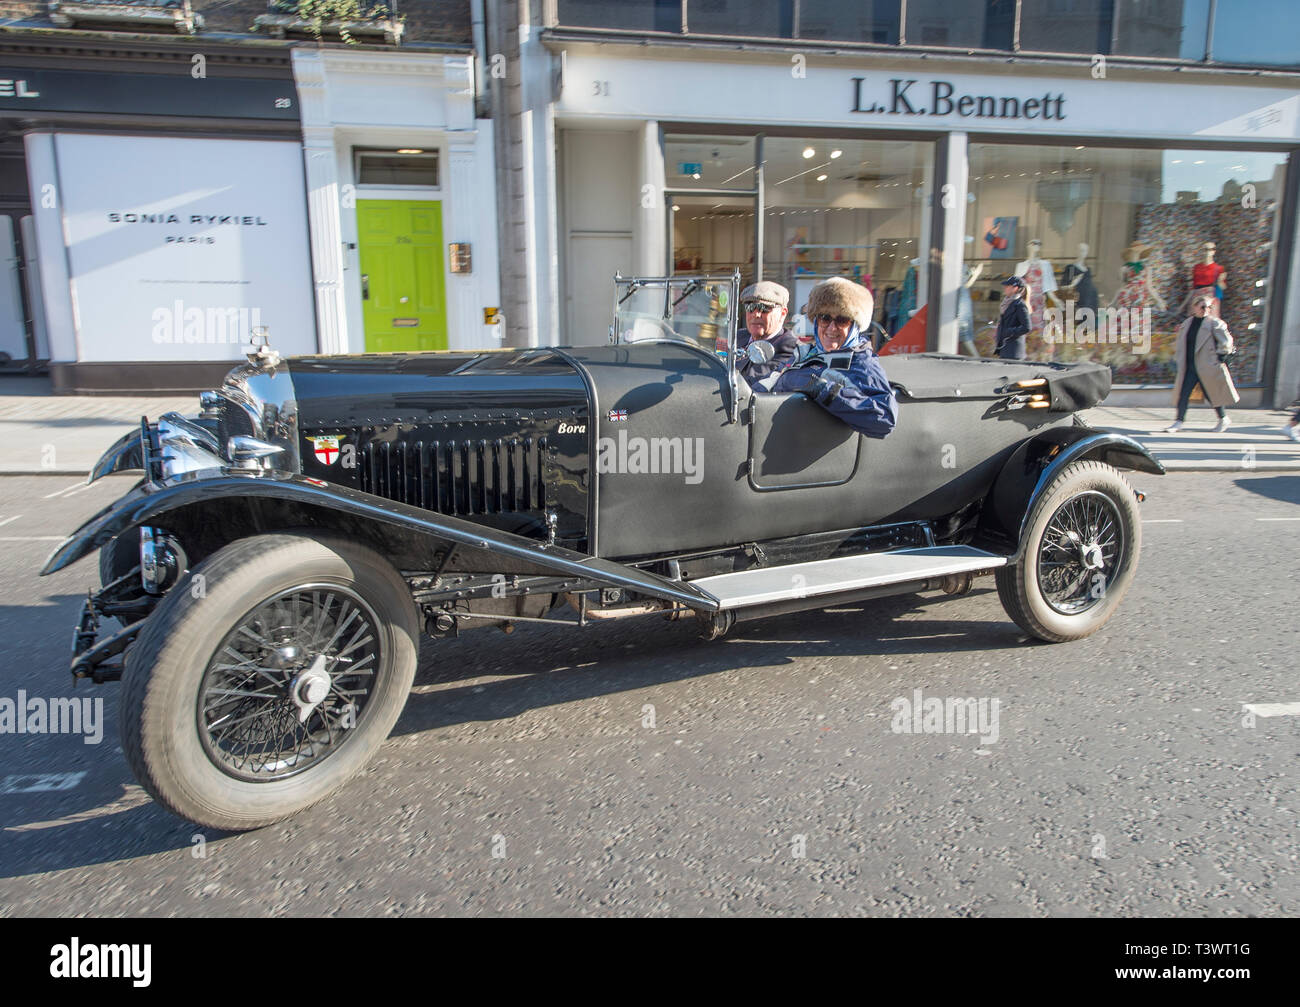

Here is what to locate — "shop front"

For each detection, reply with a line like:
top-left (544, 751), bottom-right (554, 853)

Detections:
top-left (542, 40), bottom-right (1299, 404)
top-left (1, 42), bottom-right (316, 392)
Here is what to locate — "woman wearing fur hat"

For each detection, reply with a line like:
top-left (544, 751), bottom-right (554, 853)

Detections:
top-left (762, 277), bottom-right (897, 438)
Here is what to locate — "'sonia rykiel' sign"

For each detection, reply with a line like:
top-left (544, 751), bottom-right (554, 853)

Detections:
top-left (852, 77), bottom-right (1068, 122)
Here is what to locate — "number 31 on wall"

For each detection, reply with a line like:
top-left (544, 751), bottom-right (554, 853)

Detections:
top-left (592, 81), bottom-right (610, 96)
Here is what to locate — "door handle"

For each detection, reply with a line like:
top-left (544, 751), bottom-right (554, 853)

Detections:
top-left (362, 274), bottom-right (369, 300)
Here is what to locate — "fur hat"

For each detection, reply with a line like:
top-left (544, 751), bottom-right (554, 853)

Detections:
top-left (803, 277), bottom-right (875, 330)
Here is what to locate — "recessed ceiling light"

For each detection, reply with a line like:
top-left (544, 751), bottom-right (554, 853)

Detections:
top-left (1075, 145), bottom-right (1085, 150)
top-left (816, 174), bottom-right (828, 181)
top-left (830, 149), bottom-right (843, 158)
top-left (802, 147), bottom-right (815, 159)
top-left (672, 205), bottom-right (680, 212)
top-left (396, 149), bottom-right (423, 154)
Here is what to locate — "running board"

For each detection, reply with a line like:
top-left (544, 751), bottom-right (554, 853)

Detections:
top-left (691, 546), bottom-right (1008, 610)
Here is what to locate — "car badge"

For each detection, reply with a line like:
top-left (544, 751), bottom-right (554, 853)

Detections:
top-left (307, 435), bottom-right (342, 465)
top-left (607, 409), bottom-right (628, 422)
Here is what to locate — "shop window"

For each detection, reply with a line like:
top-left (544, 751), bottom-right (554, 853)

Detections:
top-left (905, 0), bottom-right (1015, 48)
top-left (797, 0), bottom-right (900, 43)
top-left (664, 135), bottom-right (756, 190)
top-left (687, 0), bottom-right (791, 37)
top-left (1113, 0), bottom-right (1210, 60)
top-left (1018, 0), bottom-right (1116, 55)
top-left (556, 0), bottom-right (683, 32)
top-left (354, 150), bottom-right (439, 188)
top-left (762, 137), bottom-right (932, 343)
top-left (1210, 0), bottom-right (1300, 66)
top-left (672, 194), bottom-right (755, 279)
top-left (964, 142), bottom-right (1285, 385)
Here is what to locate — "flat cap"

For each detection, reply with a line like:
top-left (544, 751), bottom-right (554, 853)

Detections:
top-left (740, 280), bottom-right (790, 309)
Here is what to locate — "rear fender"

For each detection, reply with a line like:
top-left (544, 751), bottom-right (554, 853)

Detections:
top-left (40, 472), bottom-right (718, 611)
top-left (978, 426), bottom-right (1164, 556)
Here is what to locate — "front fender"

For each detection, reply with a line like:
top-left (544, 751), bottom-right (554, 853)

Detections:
top-left (40, 470), bottom-right (718, 611)
top-left (88, 425), bottom-right (145, 484)
top-left (978, 426), bottom-right (1164, 555)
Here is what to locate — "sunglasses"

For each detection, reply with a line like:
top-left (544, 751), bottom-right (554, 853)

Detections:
top-left (744, 302), bottom-right (777, 314)
top-left (816, 314), bottom-right (853, 326)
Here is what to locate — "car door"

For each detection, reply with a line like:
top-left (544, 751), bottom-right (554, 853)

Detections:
top-left (747, 390), bottom-right (860, 490)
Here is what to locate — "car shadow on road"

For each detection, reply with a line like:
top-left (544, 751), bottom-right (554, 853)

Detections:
top-left (0, 785), bottom-right (236, 882)
top-left (0, 590), bottom-right (1020, 882)
top-left (1232, 474), bottom-right (1300, 506)
top-left (397, 588), bottom-right (1025, 736)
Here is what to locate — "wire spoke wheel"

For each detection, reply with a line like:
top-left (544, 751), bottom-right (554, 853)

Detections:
top-left (120, 534), bottom-right (418, 831)
top-left (198, 585), bottom-right (383, 781)
top-left (1037, 491), bottom-right (1124, 616)
top-left (996, 460), bottom-right (1142, 643)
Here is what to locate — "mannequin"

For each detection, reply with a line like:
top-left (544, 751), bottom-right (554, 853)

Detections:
top-left (1189, 241), bottom-right (1226, 317)
top-left (957, 263), bottom-right (983, 355)
top-left (1015, 239), bottom-right (1059, 359)
top-left (898, 257), bottom-right (919, 334)
top-left (1060, 242), bottom-right (1098, 314)
top-left (1112, 240), bottom-right (1167, 313)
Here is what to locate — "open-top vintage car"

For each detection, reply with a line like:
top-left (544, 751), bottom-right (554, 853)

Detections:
top-left (42, 272), bottom-right (1164, 830)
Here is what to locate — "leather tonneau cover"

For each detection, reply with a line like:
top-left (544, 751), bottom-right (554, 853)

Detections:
top-left (883, 354), bottom-right (1111, 410)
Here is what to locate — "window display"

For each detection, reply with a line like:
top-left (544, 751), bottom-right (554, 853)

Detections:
top-left (964, 143), bottom-right (1286, 384)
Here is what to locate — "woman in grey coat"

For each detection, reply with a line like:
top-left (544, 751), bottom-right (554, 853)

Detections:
top-left (1166, 293), bottom-right (1240, 433)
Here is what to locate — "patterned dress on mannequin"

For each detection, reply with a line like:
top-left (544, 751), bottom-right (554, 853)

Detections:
top-left (1114, 262), bottom-right (1154, 312)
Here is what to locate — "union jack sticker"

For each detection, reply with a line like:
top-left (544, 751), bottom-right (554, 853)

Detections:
top-left (307, 435), bottom-right (343, 465)
top-left (607, 409), bottom-right (628, 422)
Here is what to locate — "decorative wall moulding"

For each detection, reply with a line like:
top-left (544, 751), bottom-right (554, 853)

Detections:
top-left (253, 13), bottom-right (404, 46)
top-left (48, 0), bottom-right (204, 34)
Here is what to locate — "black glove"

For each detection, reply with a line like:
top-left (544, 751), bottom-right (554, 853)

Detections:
top-left (1217, 349), bottom-right (1237, 364)
top-left (800, 369), bottom-right (850, 406)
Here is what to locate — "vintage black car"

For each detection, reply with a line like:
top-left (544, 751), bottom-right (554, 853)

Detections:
top-left (42, 273), bottom-right (1164, 830)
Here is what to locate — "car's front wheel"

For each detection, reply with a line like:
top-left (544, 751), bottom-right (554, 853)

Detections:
top-left (995, 460), bottom-right (1141, 643)
top-left (120, 533), bottom-right (419, 830)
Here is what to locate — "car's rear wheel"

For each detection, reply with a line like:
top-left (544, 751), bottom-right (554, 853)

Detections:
top-left (120, 533), bottom-right (418, 830)
top-left (995, 460), bottom-right (1141, 643)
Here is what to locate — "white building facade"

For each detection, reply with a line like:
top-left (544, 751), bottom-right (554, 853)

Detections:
top-left (291, 48), bottom-right (502, 359)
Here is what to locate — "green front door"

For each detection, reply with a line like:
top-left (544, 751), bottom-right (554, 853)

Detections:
top-left (357, 200), bottom-right (447, 352)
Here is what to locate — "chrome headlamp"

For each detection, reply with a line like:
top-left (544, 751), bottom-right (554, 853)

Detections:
top-left (156, 412), bottom-right (223, 480)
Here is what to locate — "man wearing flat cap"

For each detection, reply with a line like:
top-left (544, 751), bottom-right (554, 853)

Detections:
top-left (758, 276), bottom-right (897, 438)
top-left (736, 280), bottom-right (799, 382)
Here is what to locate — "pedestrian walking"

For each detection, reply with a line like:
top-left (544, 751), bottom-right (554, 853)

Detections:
top-left (995, 275), bottom-right (1031, 360)
top-left (1166, 292), bottom-right (1240, 433)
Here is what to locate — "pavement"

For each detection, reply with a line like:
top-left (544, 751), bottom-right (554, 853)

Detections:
top-left (0, 375), bottom-right (1297, 474)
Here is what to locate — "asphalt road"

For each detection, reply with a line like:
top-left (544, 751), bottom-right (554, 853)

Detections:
top-left (0, 472), bottom-right (1296, 917)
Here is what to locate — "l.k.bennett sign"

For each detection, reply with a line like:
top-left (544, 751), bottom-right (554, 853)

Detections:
top-left (852, 77), bottom-right (1068, 122)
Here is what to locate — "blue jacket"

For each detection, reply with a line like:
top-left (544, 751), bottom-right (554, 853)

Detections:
top-left (736, 327), bottom-right (800, 382)
top-left (763, 334), bottom-right (898, 438)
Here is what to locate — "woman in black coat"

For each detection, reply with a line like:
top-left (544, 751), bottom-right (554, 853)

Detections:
top-left (996, 275), bottom-right (1032, 360)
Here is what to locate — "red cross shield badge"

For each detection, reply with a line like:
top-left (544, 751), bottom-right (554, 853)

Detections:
top-left (308, 435), bottom-right (342, 466)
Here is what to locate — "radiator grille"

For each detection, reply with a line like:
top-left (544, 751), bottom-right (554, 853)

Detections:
top-left (358, 436), bottom-right (550, 516)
